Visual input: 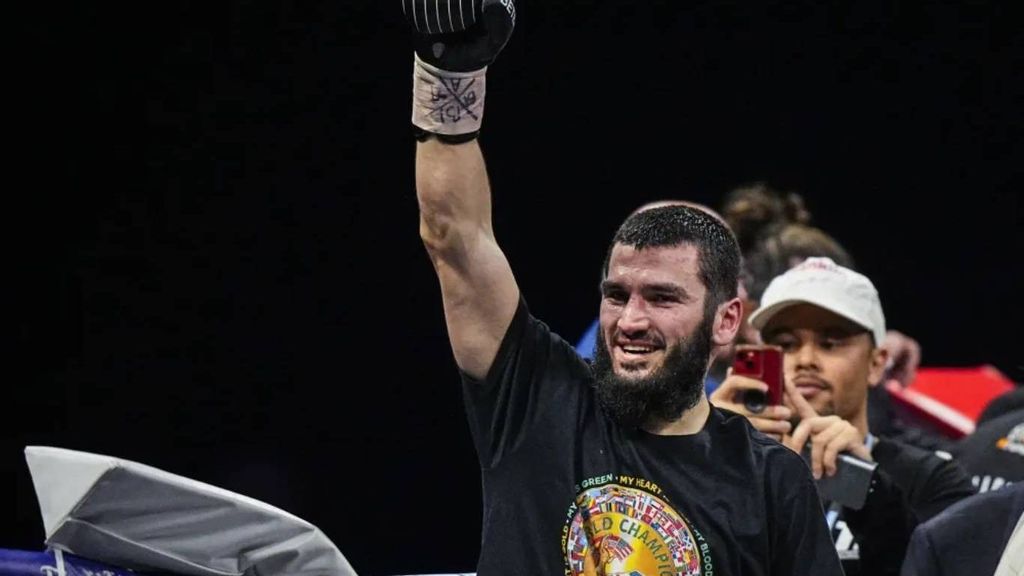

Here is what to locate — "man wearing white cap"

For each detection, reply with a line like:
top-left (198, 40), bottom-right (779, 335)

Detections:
top-left (711, 257), bottom-right (975, 575)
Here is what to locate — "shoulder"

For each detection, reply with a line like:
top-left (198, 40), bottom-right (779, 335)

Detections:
top-left (469, 296), bottom-right (591, 385)
top-left (709, 406), bottom-right (764, 447)
top-left (950, 482), bottom-right (1024, 517)
top-left (712, 407), bottom-right (813, 478)
top-left (914, 484), bottom-right (1024, 546)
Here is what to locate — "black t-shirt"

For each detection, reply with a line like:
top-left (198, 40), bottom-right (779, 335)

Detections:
top-left (461, 299), bottom-right (842, 575)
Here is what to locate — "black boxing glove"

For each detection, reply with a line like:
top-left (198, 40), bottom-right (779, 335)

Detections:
top-left (402, 0), bottom-right (516, 141)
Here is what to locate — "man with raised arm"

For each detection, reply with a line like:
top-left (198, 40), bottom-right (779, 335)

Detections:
top-left (402, 1), bottom-right (842, 573)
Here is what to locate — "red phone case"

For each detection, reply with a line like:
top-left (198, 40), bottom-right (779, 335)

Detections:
top-left (732, 345), bottom-right (784, 406)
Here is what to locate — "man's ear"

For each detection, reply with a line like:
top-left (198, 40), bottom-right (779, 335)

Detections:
top-left (867, 345), bottom-right (890, 388)
top-left (712, 297), bottom-right (743, 347)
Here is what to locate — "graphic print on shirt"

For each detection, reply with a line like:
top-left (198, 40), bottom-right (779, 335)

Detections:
top-left (562, 473), bottom-right (713, 576)
top-left (965, 422), bottom-right (1024, 493)
top-left (997, 423), bottom-right (1024, 456)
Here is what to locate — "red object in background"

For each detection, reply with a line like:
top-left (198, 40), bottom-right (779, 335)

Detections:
top-left (885, 365), bottom-right (1017, 440)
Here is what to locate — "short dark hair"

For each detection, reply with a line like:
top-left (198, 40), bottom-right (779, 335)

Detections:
top-left (603, 205), bottom-right (740, 313)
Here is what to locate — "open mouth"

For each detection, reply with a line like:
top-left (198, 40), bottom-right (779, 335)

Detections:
top-left (619, 344), bottom-right (657, 356)
top-left (613, 342), bottom-right (661, 371)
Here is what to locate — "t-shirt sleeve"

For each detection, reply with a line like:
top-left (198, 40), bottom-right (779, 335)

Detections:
top-left (460, 297), bottom-right (592, 470)
top-left (766, 447), bottom-right (845, 576)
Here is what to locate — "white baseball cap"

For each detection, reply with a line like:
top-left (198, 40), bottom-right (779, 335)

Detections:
top-left (747, 257), bottom-right (886, 345)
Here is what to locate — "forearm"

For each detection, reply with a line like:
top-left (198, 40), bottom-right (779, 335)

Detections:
top-left (416, 138), bottom-right (493, 257)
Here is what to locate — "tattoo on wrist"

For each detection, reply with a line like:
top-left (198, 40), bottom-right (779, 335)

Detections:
top-left (412, 54), bottom-right (486, 137)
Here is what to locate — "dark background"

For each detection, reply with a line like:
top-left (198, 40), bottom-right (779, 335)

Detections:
top-left (9, 1), bottom-right (1021, 574)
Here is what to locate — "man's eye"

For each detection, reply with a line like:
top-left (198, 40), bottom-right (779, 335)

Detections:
top-left (820, 337), bottom-right (845, 350)
top-left (604, 291), bottom-right (627, 304)
top-left (771, 337), bottom-right (797, 351)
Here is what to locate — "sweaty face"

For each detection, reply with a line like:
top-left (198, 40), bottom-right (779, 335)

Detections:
top-left (761, 304), bottom-right (886, 422)
top-left (593, 244), bottom-right (716, 427)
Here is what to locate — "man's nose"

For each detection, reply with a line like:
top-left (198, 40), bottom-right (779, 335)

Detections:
top-left (793, 340), bottom-right (820, 368)
top-left (617, 295), bottom-right (650, 335)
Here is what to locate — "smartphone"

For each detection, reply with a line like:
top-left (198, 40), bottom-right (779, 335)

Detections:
top-left (731, 344), bottom-right (784, 413)
top-left (802, 448), bottom-right (878, 510)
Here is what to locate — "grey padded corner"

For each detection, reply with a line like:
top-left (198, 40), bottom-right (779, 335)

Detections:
top-left (24, 446), bottom-right (358, 576)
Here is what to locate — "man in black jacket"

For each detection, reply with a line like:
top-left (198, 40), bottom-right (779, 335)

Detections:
top-left (711, 257), bottom-right (976, 575)
top-left (901, 483), bottom-right (1024, 576)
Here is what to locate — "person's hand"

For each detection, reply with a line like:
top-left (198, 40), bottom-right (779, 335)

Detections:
top-left (782, 377), bottom-right (872, 479)
top-left (882, 329), bottom-right (921, 387)
top-left (403, 0), bottom-right (517, 140)
top-left (710, 370), bottom-right (792, 441)
top-left (404, 0), bottom-right (516, 73)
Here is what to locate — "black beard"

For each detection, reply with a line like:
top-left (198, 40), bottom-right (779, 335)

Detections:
top-left (592, 314), bottom-right (714, 429)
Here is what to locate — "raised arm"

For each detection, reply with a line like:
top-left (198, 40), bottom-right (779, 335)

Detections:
top-left (405, 0), bottom-right (519, 379)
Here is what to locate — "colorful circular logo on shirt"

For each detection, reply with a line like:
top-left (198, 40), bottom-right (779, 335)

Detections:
top-left (563, 479), bottom-right (706, 576)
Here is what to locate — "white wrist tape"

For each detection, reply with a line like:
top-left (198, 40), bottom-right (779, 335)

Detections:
top-left (411, 54), bottom-right (487, 136)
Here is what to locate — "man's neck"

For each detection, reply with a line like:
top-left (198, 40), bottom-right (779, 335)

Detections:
top-left (644, 395), bottom-right (711, 436)
top-left (850, 407), bottom-right (870, 438)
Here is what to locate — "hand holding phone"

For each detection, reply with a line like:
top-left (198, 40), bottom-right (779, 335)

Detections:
top-left (731, 345), bottom-right (784, 413)
top-left (783, 377), bottom-right (879, 510)
top-left (802, 448), bottom-right (878, 510)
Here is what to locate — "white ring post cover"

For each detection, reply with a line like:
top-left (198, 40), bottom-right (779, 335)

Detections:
top-left (24, 446), bottom-right (358, 576)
